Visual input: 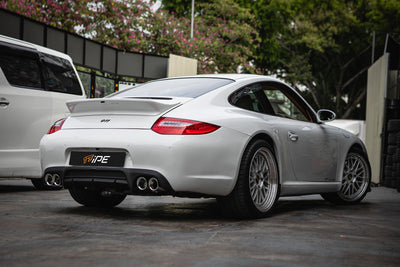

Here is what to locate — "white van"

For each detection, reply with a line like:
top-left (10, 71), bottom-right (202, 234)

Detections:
top-left (0, 34), bottom-right (86, 189)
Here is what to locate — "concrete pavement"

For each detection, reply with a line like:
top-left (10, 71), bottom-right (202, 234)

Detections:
top-left (0, 179), bottom-right (399, 266)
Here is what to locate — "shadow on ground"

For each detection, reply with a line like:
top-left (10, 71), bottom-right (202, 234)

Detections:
top-left (0, 184), bottom-right (35, 193)
top-left (53, 197), bottom-right (365, 222)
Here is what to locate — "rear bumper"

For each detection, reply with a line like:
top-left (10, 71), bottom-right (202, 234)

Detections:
top-left (44, 166), bottom-right (175, 195)
top-left (40, 128), bottom-right (249, 196)
top-left (44, 166), bottom-right (219, 198)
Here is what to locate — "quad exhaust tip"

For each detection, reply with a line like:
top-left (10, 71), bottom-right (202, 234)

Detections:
top-left (136, 177), bottom-right (147, 191)
top-left (148, 177), bottom-right (159, 192)
top-left (136, 177), bottom-right (159, 192)
top-left (44, 173), bottom-right (62, 187)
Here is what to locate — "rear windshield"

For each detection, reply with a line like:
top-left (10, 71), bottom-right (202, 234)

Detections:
top-left (41, 54), bottom-right (83, 95)
top-left (111, 78), bottom-right (234, 98)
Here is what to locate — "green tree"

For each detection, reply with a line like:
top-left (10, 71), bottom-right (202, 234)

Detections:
top-left (278, 0), bottom-right (367, 115)
top-left (1, 0), bottom-right (259, 74)
top-left (160, 0), bottom-right (260, 73)
top-left (236, 0), bottom-right (400, 118)
top-left (4, 0), bottom-right (399, 117)
top-left (162, 0), bottom-right (205, 17)
top-left (194, 0), bottom-right (260, 73)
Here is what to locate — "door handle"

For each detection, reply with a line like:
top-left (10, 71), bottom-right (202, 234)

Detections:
top-left (288, 131), bottom-right (298, 142)
top-left (0, 98), bottom-right (10, 107)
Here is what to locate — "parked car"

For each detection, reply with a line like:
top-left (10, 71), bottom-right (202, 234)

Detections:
top-left (0, 34), bottom-right (86, 189)
top-left (40, 74), bottom-right (371, 218)
top-left (326, 119), bottom-right (366, 143)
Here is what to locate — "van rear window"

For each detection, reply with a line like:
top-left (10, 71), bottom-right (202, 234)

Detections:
top-left (0, 44), bottom-right (43, 89)
top-left (41, 54), bottom-right (82, 95)
top-left (0, 42), bottom-right (82, 95)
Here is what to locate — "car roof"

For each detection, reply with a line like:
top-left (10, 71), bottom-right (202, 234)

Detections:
top-left (166, 73), bottom-right (282, 83)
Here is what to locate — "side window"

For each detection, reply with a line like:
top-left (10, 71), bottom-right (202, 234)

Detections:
top-left (0, 44), bottom-right (43, 89)
top-left (40, 53), bottom-right (82, 95)
top-left (263, 84), bottom-right (311, 122)
top-left (230, 83), bottom-right (274, 114)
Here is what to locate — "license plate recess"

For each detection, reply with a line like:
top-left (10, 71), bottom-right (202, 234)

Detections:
top-left (70, 151), bottom-right (125, 167)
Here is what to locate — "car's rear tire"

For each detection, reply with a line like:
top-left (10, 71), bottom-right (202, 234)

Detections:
top-left (68, 185), bottom-right (126, 207)
top-left (31, 177), bottom-right (62, 190)
top-left (321, 151), bottom-right (371, 204)
top-left (218, 140), bottom-right (279, 219)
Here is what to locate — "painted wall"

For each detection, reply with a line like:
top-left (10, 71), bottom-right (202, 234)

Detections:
top-left (168, 54), bottom-right (197, 77)
top-left (365, 54), bottom-right (388, 184)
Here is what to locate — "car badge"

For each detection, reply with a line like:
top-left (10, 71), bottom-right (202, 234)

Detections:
top-left (101, 119), bottom-right (111, 123)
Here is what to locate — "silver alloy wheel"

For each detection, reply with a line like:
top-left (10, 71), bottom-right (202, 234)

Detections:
top-left (249, 147), bottom-right (278, 212)
top-left (339, 152), bottom-right (369, 201)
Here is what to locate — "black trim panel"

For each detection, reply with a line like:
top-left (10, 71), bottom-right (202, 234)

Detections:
top-left (44, 166), bottom-right (174, 195)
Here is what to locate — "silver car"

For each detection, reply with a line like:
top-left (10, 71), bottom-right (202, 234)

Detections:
top-left (40, 74), bottom-right (371, 218)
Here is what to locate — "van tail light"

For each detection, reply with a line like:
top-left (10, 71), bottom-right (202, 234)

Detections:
top-left (48, 118), bottom-right (66, 134)
top-left (151, 117), bottom-right (220, 135)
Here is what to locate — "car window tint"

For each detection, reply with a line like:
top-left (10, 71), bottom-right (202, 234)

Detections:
top-left (0, 44), bottom-right (43, 89)
top-left (262, 85), bottom-right (310, 122)
top-left (41, 54), bottom-right (82, 95)
top-left (111, 78), bottom-right (234, 98)
top-left (230, 83), bottom-right (274, 115)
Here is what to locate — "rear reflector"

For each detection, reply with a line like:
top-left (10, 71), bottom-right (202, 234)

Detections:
top-left (152, 117), bottom-right (220, 135)
top-left (48, 118), bottom-right (66, 134)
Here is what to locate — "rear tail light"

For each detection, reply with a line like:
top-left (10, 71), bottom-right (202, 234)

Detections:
top-left (48, 118), bottom-right (66, 134)
top-left (152, 117), bottom-right (220, 135)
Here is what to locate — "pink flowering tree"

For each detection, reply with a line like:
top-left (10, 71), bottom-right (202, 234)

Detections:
top-left (0, 0), bottom-right (259, 74)
top-left (149, 0), bottom-right (260, 73)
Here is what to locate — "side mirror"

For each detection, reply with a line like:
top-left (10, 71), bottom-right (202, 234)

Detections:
top-left (317, 109), bottom-right (336, 122)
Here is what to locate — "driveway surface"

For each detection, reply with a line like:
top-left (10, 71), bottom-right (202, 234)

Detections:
top-left (0, 179), bottom-right (399, 266)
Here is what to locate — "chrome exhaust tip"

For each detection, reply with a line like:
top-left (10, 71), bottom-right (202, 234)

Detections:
top-left (44, 173), bottom-right (62, 187)
top-left (44, 173), bottom-right (54, 186)
top-left (136, 177), bottom-right (147, 191)
top-left (148, 177), bottom-right (159, 192)
top-left (53, 174), bottom-right (62, 187)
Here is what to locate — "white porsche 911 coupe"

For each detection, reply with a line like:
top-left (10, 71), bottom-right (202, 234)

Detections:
top-left (40, 74), bottom-right (371, 218)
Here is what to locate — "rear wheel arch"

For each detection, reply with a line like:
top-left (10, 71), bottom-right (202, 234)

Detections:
top-left (219, 136), bottom-right (280, 218)
top-left (246, 133), bottom-right (280, 184)
top-left (249, 133), bottom-right (276, 153)
top-left (227, 133), bottom-right (280, 199)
